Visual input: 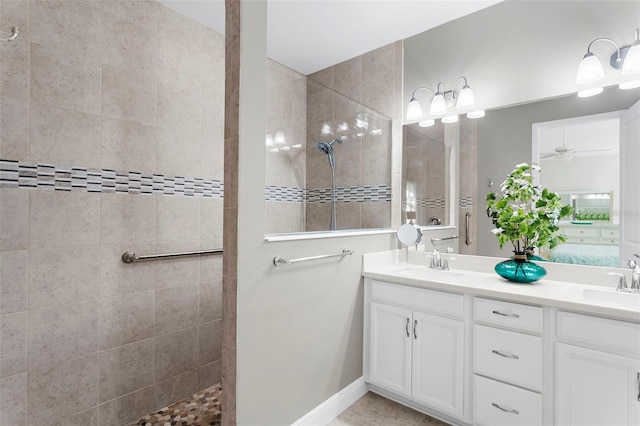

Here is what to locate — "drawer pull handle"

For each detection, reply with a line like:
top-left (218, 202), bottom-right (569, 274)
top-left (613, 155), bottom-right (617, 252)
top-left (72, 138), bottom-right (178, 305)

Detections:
top-left (492, 402), bottom-right (519, 415)
top-left (406, 318), bottom-right (410, 338)
top-left (492, 349), bottom-right (520, 360)
top-left (637, 372), bottom-right (640, 402)
top-left (414, 319), bottom-right (418, 340)
top-left (492, 310), bottom-right (520, 318)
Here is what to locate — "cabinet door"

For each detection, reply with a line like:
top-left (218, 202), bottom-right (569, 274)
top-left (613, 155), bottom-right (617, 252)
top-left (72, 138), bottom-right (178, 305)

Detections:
top-left (557, 343), bottom-right (640, 426)
top-left (369, 302), bottom-right (412, 396)
top-left (412, 311), bottom-right (464, 418)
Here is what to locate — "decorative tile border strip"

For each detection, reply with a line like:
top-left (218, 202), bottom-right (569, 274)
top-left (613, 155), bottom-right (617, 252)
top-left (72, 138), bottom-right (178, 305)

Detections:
top-left (0, 159), bottom-right (224, 198)
top-left (416, 197), bottom-right (446, 209)
top-left (307, 185), bottom-right (391, 203)
top-left (265, 185), bottom-right (306, 202)
top-left (459, 196), bottom-right (473, 208)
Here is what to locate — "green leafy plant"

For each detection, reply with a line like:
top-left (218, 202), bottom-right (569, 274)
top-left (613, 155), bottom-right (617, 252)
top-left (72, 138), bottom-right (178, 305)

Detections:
top-left (486, 163), bottom-right (572, 254)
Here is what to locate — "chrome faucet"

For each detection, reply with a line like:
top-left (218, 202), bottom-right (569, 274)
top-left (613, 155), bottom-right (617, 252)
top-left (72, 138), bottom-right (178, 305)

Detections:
top-left (429, 248), bottom-right (449, 270)
top-left (628, 259), bottom-right (640, 293)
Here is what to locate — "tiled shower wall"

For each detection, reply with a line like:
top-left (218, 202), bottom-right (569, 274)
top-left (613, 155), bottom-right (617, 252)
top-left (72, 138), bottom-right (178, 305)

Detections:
top-left (305, 41), bottom-right (400, 231)
top-left (0, 1), bottom-right (224, 425)
top-left (264, 60), bottom-right (307, 234)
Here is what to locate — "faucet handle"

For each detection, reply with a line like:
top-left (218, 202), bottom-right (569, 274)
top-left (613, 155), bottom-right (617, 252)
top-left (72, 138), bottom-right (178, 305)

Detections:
top-left (627, 259), bottom-right (638, 269)
top-left (607, 272), bottom-right (628, 292)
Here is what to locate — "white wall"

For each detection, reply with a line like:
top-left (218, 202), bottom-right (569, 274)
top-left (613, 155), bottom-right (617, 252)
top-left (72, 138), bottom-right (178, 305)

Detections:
top-left (541, 155), bottom-right (619, 194)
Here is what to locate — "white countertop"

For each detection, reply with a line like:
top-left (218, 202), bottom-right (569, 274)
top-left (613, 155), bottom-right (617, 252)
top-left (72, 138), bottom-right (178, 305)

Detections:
top-left (362, 254), bottom-right (640, 322)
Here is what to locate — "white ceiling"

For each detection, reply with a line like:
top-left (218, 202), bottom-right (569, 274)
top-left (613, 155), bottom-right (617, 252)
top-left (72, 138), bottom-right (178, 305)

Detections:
top-left (539, 118), bottom-right (620, 160)
top-left (160, 0), bottom-right (501, 75)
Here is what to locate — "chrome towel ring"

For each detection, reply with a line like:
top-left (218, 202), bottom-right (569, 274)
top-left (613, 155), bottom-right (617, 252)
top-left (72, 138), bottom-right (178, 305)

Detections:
top-left (1, 27), bottom-right (19, 42)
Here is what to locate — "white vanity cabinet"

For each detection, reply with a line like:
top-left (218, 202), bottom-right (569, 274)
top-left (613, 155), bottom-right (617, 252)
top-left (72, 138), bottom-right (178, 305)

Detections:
top-left (472, 298), bottom-right (544, 426)
top-left (366, 279), bottom-right (465, 419)
top-left (555, 311), bottom-right (640, 426)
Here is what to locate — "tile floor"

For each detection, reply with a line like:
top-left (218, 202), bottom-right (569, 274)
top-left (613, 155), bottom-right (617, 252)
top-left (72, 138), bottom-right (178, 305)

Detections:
top-left (328, 392), bottom-right (450, 426)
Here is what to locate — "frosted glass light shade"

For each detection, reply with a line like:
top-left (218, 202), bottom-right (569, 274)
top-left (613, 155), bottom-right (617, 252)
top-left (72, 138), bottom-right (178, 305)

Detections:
top-left (467, 110), bottom-right (485, 119)
top-left (407, 97), bottom-right (423, 121)
top-left (265, 133), bottom-right (274, 146)
top-left (456, 86), bottom-right (475, 110)
top-left (441, 115), bottom-right (459, 124)
top-left (619, 79), bottom-right (640, 90)
top-left (274, 131), bottom-right (286, 144)
top-left (418, 119), bottom-right (435, 127)
top-left (429, 93), bottom-right (447, 116)
top-left (622, 42), bottom-right (640, 75)
top-left (576, 52), bottom-right (604, 84)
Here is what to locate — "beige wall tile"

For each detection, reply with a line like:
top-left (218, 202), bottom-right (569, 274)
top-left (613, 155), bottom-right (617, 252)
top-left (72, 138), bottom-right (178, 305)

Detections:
top-left (29, 101), bottom-right (101, 168)
top-left (0, 372), bottom-right (27, 426)
top-left (155, 284), bottom-right (198, 335)
top-left (98, 385), bottom-right (154, 426)
top-left (0, 250), bottom-right (28, 314)
top-left (102, 0), bottom-right (158, 32)
top-left (0, 95), bottom-right (29, 159)
top-left (156, 126), bottom-right (202, 178)
top-left (221, 275), bottom-right (236, 350)
top-left (99, 290), bottom-right (155, 350)
top-left (334, 57), bottom-right (362, 102)
top-left (221, 344), bottom-right (236, 421)
top-left (49, 407), bottom-right (99, 426)
top-left (305, 155), bottom-right (332, 189)
top-left (362, 146), bottom-right (391, 185)
top-left (198, 360), bottom-right (221, 390)
top-left (334, 150), bottom-right (362, 188)
top-left (29, 189), bottom-right (100, 249)
top-left (0, 312), bottom-right (27, 377)
top-left (0, 35), bottom-right (29, 101)
top-left (157, 80), bottom-right (202, 134)
top-left (265, 202), bottom-right (305, 234)
top-left (361, 202), bottom-right (391, 229)
top-left (198, 319), bottom-right (222, 365)
top-left (154, 327), bottom-right (198, 382)
top-left (102, 63), bottom-right (157, 126)
top-left (27, 301), bottom-right (99, 370)
top-left (31, 0), bottom-right (101, 61)
top-left (99, 338), bottom-right (154, 402)
top-left (156, 196), bottom-right (201, 243)
top-left (27, 354), bottom-right (99, 425)
top-left (101, 117), bottom-right (157, 173)
top-left (305, 202), bottom-right (331, 232)
top-left (155, 241), bottom-right (201, 289)
top-left (0, 188), bottom-right (28, 250)
top-left (199, 279), bottom-right (222, 324)
top-left (30, 42), bottom-right (101, 115)
top-left (200, 106), bottom-right (225, 180)
top-left (200, 198), bottom-right (223, 241)
top-left (102, 10), bottom-right (157, 76)
top-left (29, 247), bottom-right (101, 310)
top-left (335, 202), bottom-right (361, 230)
top-left (0, 0), bottom-right (30, 39)
top-left (100, 193), bottom-right (156, 245)
top-left (308, 67), bottom-right (334, 90)
top-left (152, 369), bottom-right (197, 411)
top-left (100, 244), bottom-right (156, 298)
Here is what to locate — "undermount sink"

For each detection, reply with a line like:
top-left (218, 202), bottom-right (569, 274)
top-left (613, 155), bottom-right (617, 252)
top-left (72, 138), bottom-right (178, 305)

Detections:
top-left (389, 265), bottom-right (464, 278)
top-left (582, 288), bottom-right (640, 309)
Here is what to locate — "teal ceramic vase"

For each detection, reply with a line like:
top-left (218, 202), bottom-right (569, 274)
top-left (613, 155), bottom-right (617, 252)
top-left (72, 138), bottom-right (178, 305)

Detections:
top-left (495, 252), bottom-right (546, 283)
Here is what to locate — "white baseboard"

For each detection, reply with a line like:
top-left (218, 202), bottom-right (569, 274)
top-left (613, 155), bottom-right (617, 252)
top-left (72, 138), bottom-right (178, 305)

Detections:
top-left (292, 377), bottom-right (368, 426)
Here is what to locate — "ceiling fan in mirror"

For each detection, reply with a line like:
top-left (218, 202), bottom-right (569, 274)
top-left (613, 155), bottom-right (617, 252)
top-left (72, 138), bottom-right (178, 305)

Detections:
top-left (540, 141), bottom-right (613, 163)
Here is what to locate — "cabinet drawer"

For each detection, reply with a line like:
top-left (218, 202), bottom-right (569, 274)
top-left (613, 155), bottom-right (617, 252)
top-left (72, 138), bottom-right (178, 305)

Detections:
top-left (369, 280), bottom-right (463, 318)
top-left (565, 235), bottom-right (600, 244)
top-left (474, 325), bottom-right (542, 391)
top-left (474, 298), bottom-right (542, 333)
top-left (601, 228), bottom-right (619, 238)
top-left (564, 227), bottom-right (600, 237)
top-left (473, 375), bottom-right (542, 426)
top-left (557, 311), bottom-right (640, 357)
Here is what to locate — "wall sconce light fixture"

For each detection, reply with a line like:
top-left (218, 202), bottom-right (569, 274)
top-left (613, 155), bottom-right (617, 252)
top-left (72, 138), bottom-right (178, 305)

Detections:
top-left (576, 28), bottom-right (640, 96)
top-left (407, 76), bottom-right (484, 126)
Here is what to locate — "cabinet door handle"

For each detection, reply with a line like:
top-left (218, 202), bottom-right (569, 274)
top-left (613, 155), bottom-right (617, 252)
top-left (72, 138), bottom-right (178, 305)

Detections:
top-left (406, 318), bottom-right (410, 338)
top-left (492, 349), bottom-right (520, 360)
top-left (414, 320), bottom-right (418, 340)
top-left (492, 402), bottom-right (519, 415)
top-left (492, 310), bottom-right (520, 318)
top-left (637, 372), bottom-right (640, 402)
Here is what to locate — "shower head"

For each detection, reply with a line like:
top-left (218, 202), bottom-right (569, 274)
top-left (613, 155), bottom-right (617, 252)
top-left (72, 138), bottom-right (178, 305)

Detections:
top-left (315, 138), bottom-right (343, 169)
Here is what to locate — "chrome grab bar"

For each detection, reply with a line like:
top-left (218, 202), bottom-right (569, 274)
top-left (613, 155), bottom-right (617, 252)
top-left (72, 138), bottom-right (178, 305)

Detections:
top-left (465, 212), bottom-right (472, 245)
top-left (1, 26), bottom-right (18, 42)
top-left (430, 235), bottom-right (458, 244)
top-left (122, 249), bottom-right (223, 263)
top-left (273, 248), bottom-right (353, 266)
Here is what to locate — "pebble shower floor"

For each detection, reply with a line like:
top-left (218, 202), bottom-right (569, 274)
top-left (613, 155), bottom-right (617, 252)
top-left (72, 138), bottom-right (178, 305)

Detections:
top-left (129, 384), bottom-right (222, 426)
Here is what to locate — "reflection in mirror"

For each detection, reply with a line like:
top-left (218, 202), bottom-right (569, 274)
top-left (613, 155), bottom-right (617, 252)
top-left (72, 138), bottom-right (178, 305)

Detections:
top-left (476, 87), bottom-right (640, 265)
top-left (264, 52), bottom-right (399, 236)
top-left (402, 121), bottom-right (453, 228)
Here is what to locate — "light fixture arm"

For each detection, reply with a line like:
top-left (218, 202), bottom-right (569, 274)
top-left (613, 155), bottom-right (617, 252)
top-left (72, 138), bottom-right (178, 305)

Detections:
top-left (586, 37), bottom-right (622, 63)
top-left (410, 86), bottom-right (435, 99)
